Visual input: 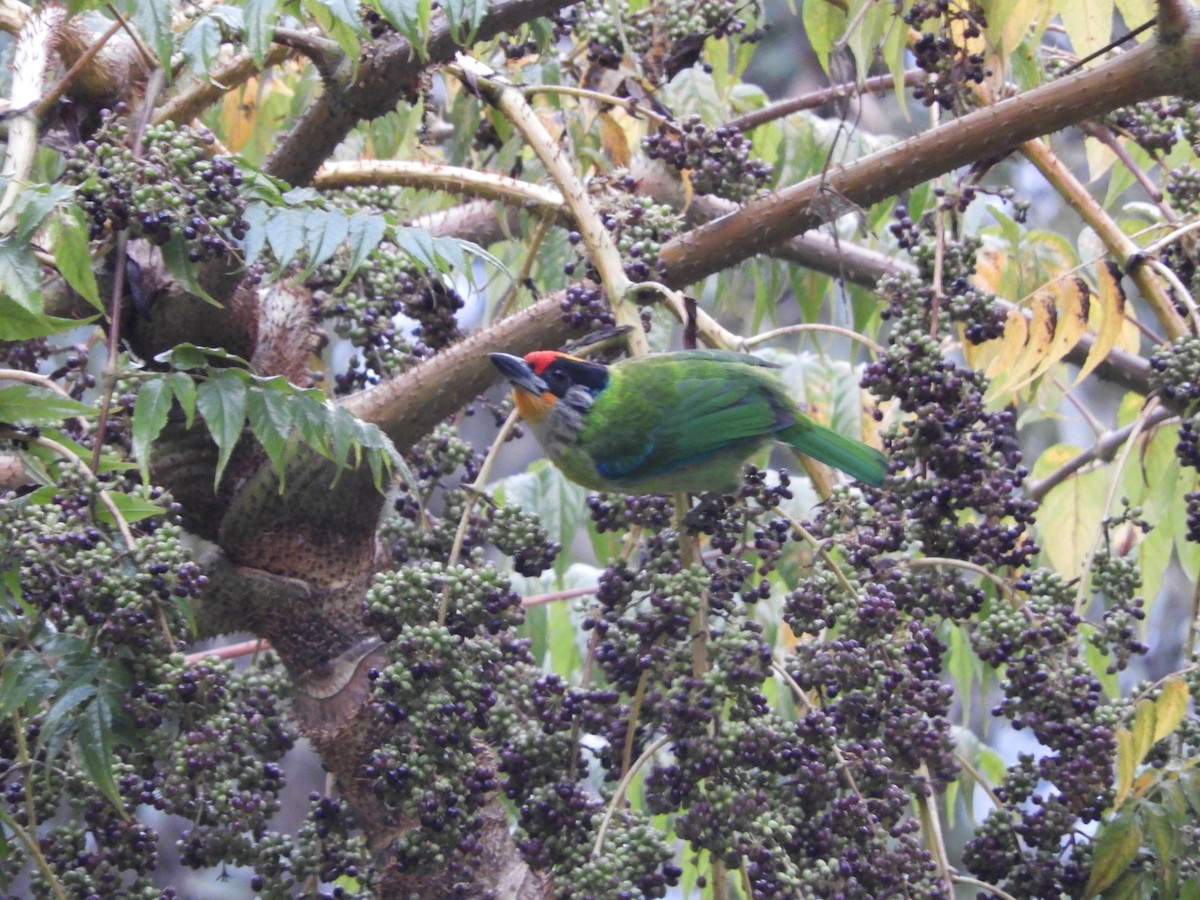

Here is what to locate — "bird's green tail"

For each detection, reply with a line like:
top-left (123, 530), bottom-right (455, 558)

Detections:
top-left (779, 422), bottom-right (888, 486)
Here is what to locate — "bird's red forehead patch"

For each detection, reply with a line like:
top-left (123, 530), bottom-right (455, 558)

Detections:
top-left (524, 351), bottom-right (563, 376)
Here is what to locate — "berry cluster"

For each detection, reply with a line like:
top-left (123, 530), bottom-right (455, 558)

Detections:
top-left (844, 209), bottom-right (1136, 894)
top-left (378, 424), bottom-right (559, 622)
top-left (0, 474), bottom-right (358, 895)
top-left (905, 1), bottom-right (990, 110)
top-left (62, 107), bottom-right (248, 262)
top-left (559, 174), bottom-right (682, 328)
top-left (1107, 97), bottom-right (1200, 155)
top-left (310, 235), bottom-right (464, 394)
top-left (643, 116), bottom-right (773, 202)
top-left (557, 0), bottom-right (763, 79)
top-left (1150, 337), bottom-right (1200, 541)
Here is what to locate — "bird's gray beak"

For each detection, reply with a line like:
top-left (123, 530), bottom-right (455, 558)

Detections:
top-left (489, 353), bottom-right (547, 395)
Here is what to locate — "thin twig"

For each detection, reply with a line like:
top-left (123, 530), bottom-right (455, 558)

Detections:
top-left (742, 322), bottom-right (884, 356)
top-left (592, 733), bottom-right (671, 857)
top-left (440, 409), bottom-right (522, 625)
top-left (33, 16), bottom-right (123, 119)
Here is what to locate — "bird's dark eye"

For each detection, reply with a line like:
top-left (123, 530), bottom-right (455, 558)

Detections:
top-left (543, 368), bottom-right (569, 395)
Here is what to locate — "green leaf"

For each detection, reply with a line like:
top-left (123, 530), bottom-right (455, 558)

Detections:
top-left (11, 183), bottom-right (74, 242)
top-left (292, 393), bottom-right (336, 461)
top-left (180, 14), bottom-right (223, 73)
top-left (339, 213), bottom-right (387, 288)
top-left (393, 226), bottom-right (438, 269)
top-left (301, 208), bottom-right (351, 277)
top-left (265, 207), bottom-right (310, 269)
top-left (51, 208), bottom-right (102, 311)
top-left (0, 651), bottom-right (56, 718)
top-left (0, 385), bottom-right (95, 425)
top-left (196, 370), bottom-right (248, 487)
top-left (154, 343), bottom-right (252, 369)
top-left (161, 234), bottom-right (221, 307)
top-left (115, 0), bottom-right (173, 68)
top-left (375, 0), bottom-right (432, 52)
top-left (167, 372), bottom-right (198, 427)
top-left (246, 381), bottom-right (294, 480)
top-left (0, 295), bottom-right (91, 340)
top-left (327, 404), bottom-right (359, 469)
top-left (132, 378), bottom-right (175, 482)
top-left (303, 0), bottom-right (363, 64)
top-left (1083, 815), bottom-right (1141, 897)
top-left (39, 681), bottom-right (98, 764)
top-left (0, 238), bottom-right (44, 310)
top-left (243, 0), bottom-right (283, 66)
top-left (95, 490), bottom-right (167, 526)
top-left (77, 695), bottom-right (125, 813)
top-left (442, 0), bottom-right (487, 42)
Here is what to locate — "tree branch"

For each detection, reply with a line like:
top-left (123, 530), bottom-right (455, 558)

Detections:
top-left (265, 0), bottom-right (576, 187)
top-left (655, 26), bottom-right (1200, 286)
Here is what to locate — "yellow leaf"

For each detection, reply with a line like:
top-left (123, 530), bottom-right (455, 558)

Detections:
top-left (1153, 678), bottom-right (1190, 744)
top-left (1059, 0), bottom-right (1115, 60)
top-left (962, 306), bottom-right (1027, 375)
top-left (1027, 278), bottom-right (1089, 381)
top-left (1086, 136), bottom-right (1118, 183)
top-left (986, 293), bottom-right (1056, 403)
top-left (1033, 443), bottom-right (1108, 578)
top-left (1076, 261), bottom-right (1128, 385)
top-left (1130, 697), bottom-right (1157, 764)
top-left (598, 112), bottom-right (632, 168)
top-left (1082, 815), bottom-right (1141, 897)
top-left (1114, 727), bottom-right (1135, 808)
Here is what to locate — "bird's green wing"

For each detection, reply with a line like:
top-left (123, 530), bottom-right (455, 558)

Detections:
top-left (585, 366), bottom-right (786, 482)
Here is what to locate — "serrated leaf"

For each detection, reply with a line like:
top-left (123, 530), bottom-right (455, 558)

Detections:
top-left (132, 379), bottom-right (174, 481)
top-left (375, 0), bottom-right (431, 49)
top-left (393, 226), bottom-right (438, 269)
top-left (339, 214), bottom-right (386, 288)
top-left (77, 695), bottom-right (125, 813)
top-left (38, 681), bottom-right (97, 763)
top-left (246, 382), bottom-right (293, 481)
top-left (51, 208), bottom-right (102, 311)
top-left (265, 207), bottom-right (309, 269)
top-left (196, 370), bottom-right (248, 487)
top-left (0, 385), bottom-right (95, 424)
top-left (1152, 678), bottom-right (1189, 744)
top-left (302, 208), bottom-right (350, 277)
top-left (292, 394), bottom-right (335, 461)
top-left (0, 238), bottom-right (44, 309)
top-left (180, 14), bottom-right (223, 73)
top-left (1114, 727), bottom-right (1136, 809)
top-left (1083, 814), bottom-right (1141, 897)
top-left (167, 372), bottom-right (198, 427)
top-left (0, 651), bottom-right (57, 718)
top-left (327, 404), bottom-right (359, 469)
top-left (1130, 698), bottom-right (1156, 765)
top-left (155, 343), bottom-right (253, 369)
top-left (442, 0), bottom-right (487, 42)
top-left (244, 0), bottom-right (283, 67)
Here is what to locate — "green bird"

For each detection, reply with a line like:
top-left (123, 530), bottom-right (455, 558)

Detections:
top-left (489, 349), bottom-right (887, 494)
